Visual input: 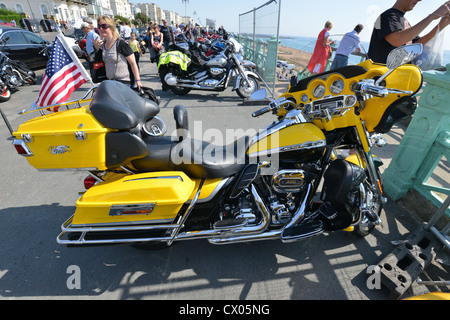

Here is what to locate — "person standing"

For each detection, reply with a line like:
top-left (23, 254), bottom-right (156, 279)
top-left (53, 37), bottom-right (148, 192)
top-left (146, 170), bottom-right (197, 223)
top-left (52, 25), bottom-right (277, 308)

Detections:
top-left (93, 16), bottom-right (142, 90)
top-left (81, 21), bottom-right (100, 76)
top-left (368, 0), bottom-right (450, 64)
top-left (161, 19), bottom-right (175, 51)
top-left (150, 25), bottom-right (164, 63)
top-left (330, 24), bottom-right (364, 70)
top-left (129, 32), bottom-right (143, 68)
top-left (307, 20), bottom-right (335, 75)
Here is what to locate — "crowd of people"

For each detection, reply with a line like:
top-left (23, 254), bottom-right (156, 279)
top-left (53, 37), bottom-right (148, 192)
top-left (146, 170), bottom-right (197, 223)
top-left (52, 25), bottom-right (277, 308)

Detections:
top-left (78, 15), bottom-right (227, 90)
top-left (307, 0), bottom-right (450, 75)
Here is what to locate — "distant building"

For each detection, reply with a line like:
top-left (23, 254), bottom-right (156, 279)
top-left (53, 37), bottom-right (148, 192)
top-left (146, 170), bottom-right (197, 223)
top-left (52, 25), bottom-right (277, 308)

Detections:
top-left (206, 18), bottom-right (215, 30)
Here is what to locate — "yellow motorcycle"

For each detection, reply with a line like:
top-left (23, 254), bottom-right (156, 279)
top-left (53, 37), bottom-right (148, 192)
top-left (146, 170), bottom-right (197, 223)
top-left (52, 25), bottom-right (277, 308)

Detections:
top-left (5, 44), bottom-right (423, 247)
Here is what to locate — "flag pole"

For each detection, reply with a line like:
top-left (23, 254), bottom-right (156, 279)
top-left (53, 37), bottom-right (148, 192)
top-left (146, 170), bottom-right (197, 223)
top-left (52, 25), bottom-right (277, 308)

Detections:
top-left (56, 31), bottom-right (94, 86)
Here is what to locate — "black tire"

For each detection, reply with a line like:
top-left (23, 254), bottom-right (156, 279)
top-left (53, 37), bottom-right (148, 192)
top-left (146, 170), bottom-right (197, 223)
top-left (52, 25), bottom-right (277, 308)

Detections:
top-left (0, 89), bottom-right (11, 102)
top-left (170, 86), bottom-right (191, 96)
top-left (236, 75), bottom-right (259, 99)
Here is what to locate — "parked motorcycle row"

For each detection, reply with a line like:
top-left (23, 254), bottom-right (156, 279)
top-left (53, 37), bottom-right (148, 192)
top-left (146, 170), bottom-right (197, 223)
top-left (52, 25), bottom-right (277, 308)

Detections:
top-left (158, 33), bottom-right (262, 98)
top-left (0, 48), bottom-right (38, 102)
top-left (3, 42), bottom-right (425, 252)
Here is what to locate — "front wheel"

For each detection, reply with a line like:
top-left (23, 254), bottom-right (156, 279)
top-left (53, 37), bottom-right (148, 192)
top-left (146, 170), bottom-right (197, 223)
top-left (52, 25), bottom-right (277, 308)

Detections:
top-left (353, 169), bottom-right (384, 237)
top-left (236, 75), bottom-right (259, 99)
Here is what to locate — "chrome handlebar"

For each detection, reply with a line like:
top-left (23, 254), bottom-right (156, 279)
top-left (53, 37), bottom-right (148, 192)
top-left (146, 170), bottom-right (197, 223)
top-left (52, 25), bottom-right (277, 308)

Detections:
top-left (354, 81), bottom-right (413, 98)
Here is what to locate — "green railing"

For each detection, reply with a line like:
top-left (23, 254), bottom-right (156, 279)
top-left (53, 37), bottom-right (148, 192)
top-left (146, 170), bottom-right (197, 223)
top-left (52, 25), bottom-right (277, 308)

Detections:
top-left (234, 34), bottom-right (278, 82)
top-left (383, 64), bottom-right (450, 217)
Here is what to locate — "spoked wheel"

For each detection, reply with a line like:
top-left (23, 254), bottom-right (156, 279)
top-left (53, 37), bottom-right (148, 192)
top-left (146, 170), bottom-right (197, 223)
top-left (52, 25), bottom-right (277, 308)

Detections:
top-left (236, 75), bottom-right (259, 99)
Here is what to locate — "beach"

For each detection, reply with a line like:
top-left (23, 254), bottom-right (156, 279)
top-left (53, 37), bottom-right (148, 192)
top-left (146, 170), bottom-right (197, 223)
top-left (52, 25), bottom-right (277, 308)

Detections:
top-left (278, 44), bottom-right (312, 71)
top-left (274, 45), bottom-right (312, 96)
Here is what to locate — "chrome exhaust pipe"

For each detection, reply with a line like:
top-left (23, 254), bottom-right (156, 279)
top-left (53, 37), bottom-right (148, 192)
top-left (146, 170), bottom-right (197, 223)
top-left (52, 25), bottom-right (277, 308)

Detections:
top-left (208, 185), bottom-right (312, 245)
top-left (179, 184), bottom-right (270, 242)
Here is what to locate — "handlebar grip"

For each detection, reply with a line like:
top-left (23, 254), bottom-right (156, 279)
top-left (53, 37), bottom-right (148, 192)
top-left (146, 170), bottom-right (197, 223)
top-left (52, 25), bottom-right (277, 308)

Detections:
top-left (252, 106), bottom-right (271, 117)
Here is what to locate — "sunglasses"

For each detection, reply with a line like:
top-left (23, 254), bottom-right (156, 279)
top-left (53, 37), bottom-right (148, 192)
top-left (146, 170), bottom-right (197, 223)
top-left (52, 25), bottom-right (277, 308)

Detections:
top-left (98, 24), bottom-right (109, 30)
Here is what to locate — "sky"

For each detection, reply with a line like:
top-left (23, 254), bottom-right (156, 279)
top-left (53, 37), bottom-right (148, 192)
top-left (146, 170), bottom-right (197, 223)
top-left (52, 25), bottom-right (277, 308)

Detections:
top-left (130, 0), bottom-right (450, 50)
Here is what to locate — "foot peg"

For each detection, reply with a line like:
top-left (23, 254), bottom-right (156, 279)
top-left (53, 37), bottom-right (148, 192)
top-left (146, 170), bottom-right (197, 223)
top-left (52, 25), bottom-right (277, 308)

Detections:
top-left (214, 217), bottom-right (248, 230)
top-left (281, 220), bottom-right (323, 243)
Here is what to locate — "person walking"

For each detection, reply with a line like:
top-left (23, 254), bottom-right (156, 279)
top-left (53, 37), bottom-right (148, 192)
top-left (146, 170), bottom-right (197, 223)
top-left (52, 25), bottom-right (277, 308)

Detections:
top-left (129, 32), bottom-right (143, 68)
top-left (330, 24), bottom-right (364, 70)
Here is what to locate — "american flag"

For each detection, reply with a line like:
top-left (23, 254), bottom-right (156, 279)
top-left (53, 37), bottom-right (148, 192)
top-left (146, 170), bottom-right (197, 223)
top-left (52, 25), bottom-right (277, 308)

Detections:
top-left (37, 33), bottom-right (92, 110)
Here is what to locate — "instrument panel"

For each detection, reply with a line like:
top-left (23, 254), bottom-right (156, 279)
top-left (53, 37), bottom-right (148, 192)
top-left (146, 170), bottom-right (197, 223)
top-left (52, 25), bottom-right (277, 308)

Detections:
top-left (296, 73), bottom-right (358, 120)
top-left (299, 73), bottom-right (357, 104)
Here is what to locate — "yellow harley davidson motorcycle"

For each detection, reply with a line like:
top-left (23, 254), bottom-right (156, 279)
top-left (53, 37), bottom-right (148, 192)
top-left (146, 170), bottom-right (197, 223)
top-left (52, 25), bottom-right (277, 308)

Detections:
top-left (4, 44), bottom-right (423, 247)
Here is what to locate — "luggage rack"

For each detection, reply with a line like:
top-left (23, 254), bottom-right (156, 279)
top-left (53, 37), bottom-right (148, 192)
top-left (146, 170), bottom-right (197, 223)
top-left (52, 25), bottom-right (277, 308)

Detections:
top-left (19, 85), bottom-right (98, 115)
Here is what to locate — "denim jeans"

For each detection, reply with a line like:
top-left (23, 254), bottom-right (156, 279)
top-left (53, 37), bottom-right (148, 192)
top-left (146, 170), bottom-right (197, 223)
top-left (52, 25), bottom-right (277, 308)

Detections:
top-left (330, 54), bottom-right (349, 70)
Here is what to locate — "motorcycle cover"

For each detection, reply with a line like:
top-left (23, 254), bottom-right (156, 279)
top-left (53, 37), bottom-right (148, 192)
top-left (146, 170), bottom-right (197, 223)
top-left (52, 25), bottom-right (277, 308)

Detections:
top-left (157, 50), bottom-right (191, 72)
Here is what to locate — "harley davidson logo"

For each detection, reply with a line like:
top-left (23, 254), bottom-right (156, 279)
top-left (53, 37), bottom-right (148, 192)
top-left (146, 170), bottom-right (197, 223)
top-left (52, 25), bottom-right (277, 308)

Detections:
top-left (49, 145), bottom-right (71, 154)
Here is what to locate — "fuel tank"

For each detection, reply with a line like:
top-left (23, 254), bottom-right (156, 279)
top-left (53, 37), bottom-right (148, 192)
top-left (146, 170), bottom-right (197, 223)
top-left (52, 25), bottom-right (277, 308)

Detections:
top-left (247, 122), bottom-right (326, 163)
top-left (206, 56), bottom-right (227, 68)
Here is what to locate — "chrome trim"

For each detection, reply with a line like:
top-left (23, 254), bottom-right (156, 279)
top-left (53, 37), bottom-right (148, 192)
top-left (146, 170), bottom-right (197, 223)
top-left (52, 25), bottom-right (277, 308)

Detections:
top-left (124, 176), bottom-right (184, 183)
top-left (74, 131), bottom-right (86, 141)
top-left (251, 116), bottom-right (299, 145)
top-left (142, 116), bottom-right (167, 137)
top-left (56, 215), bottom-right (179, 245)
top-left (248, 140), bottom-right (327, 158)
top-left (109, 203), bottom-right (156, 216)
top-left (167, 179), bottom-right (205, 246)
top-left (197, 178), bottom-right (230, 203)
top-left (37, 167), bottom-right (99, 172)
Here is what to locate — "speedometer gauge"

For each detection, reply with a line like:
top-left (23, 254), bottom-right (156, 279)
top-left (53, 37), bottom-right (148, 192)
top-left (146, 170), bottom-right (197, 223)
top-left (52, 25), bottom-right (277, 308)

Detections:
top-left (330, 79), bottom-right (345, 94)
top-left (313, 84), bottom-right (326, 98)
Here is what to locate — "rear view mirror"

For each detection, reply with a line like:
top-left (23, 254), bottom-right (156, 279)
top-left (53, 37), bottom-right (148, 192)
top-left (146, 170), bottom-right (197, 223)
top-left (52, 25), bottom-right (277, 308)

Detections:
top-left (386, 43), bottom-right (423, 70)
top-left (250, 88), bottom-right (268, 101)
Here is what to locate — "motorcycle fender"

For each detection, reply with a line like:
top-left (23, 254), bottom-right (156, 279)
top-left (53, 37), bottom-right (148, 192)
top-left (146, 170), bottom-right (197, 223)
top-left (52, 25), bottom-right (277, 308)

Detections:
top-left (345, 154), bottom-right (383, 169)
top-left (233, 71), bottom-right (260, 91)
top-left (72, 171), bottom-right (195, 227)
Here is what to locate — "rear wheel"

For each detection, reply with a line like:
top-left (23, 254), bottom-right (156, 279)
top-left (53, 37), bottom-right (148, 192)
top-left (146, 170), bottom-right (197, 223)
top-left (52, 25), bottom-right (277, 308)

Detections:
top-left (0, 88), bottom-right (11, 102)
top-left (170, 86), bottom-right (191, 96)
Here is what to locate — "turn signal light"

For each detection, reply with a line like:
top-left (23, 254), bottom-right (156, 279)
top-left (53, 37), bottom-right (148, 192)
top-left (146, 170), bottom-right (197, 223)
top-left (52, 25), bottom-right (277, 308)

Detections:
top-left (12, 140), bottom-right (33, 156)
top-left (84, 176), bottom-right (97, 189)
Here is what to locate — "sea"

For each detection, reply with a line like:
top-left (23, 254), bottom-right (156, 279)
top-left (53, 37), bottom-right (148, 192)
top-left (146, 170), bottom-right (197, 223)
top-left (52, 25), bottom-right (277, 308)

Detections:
top-left (278, 35), bottom-right (450, 67)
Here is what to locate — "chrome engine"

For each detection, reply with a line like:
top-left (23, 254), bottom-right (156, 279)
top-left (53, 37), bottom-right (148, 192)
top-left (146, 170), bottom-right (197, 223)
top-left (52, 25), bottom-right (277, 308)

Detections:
top-left (209, 68), bottom-right (226, 76)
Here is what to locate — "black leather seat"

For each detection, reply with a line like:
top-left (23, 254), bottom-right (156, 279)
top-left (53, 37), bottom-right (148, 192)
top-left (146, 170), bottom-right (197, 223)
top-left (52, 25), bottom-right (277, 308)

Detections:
top-left (132, 135), bottom-right (251, 179)
top-left (90, 80), bottom-right (160, 137)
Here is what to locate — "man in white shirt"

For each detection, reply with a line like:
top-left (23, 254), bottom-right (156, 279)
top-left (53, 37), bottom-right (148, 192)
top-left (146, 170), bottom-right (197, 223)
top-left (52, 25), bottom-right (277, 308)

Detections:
top-left (121, 22), bottom-right (132, 40)
top-left (330, 24), bottom-right (364, 70)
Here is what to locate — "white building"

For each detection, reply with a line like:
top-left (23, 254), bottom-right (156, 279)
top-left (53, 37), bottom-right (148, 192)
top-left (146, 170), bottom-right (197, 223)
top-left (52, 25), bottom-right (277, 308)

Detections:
top-left (0, 0), bottom-right (114, 25)
top-left (109, 0), bottom-right (131, 19)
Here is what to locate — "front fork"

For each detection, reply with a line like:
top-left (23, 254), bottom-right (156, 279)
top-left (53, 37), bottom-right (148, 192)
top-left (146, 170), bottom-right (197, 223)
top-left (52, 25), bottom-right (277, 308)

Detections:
top-left (354, 125), bottom-right (387, 225)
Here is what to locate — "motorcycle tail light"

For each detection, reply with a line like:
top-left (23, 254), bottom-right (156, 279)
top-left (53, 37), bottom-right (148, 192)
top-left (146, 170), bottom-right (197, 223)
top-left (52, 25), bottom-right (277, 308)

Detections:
top-left (12, 140), bottom-right (33, 156)
top-left (84, 176), bottom-right (97, 189)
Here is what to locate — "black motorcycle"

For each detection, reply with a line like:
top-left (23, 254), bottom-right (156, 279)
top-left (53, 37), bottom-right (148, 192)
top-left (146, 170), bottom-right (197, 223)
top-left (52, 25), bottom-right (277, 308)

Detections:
top-left (158, 36), bottom-right (261, 99)
top-left (0, 51), bottom-right (36, 86)
top-left (0, 51), bottom-right (36, 102)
